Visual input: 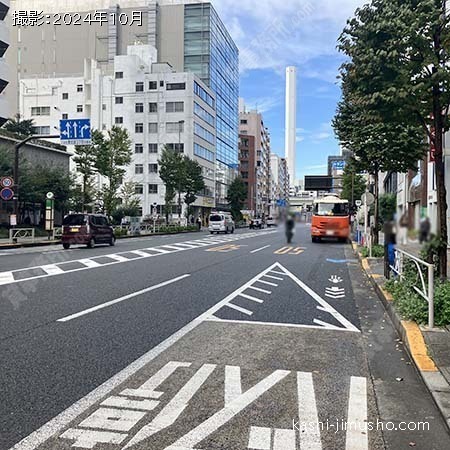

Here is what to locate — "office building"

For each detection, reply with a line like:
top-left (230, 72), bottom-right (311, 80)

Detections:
top-left (9, 0), bottom-right (239, 207)
top-left (19, 45), bottom-right (216, 218)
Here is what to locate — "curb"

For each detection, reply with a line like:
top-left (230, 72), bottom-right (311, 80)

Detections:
top-left (352, 243), bottom-right (450, 429)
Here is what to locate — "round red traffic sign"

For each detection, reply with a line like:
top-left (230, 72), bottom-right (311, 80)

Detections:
top-left (1, 176), bottom-right (13, 188)
top-left (0, 187), bottom-right (14, 201)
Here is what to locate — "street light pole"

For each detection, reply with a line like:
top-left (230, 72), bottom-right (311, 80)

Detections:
top-left (12, 134), bottom-right (60, 220)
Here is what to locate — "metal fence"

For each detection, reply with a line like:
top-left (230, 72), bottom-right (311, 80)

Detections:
top-left (390, 248), bottom-right (435, 329)
top-left (9, 228), bottom-right (35, 244)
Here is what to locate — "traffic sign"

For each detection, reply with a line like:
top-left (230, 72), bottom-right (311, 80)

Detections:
top-left (1, 187), bottom-right (14, 201)
top-left (1, 176), bottom-right (13, 188)
top-left (355, 200), bottom-right (362, 207)
top-left (361, 192), bottom-right (375, 206)
top-left (332, 160), bottom-right (346, 170)
top-left (46, 192), bottom-right (54, 200)
top-left (59, 118), bottom-right (91, 145)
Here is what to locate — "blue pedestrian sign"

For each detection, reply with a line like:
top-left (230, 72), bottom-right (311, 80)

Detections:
top-left (277, 199), bottom-right (287, 207)
top-left (59, 119), bottom-right (91, 145)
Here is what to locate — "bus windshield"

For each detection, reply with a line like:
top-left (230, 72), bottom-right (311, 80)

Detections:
top-left (314, 203), bottom-right (348, 217)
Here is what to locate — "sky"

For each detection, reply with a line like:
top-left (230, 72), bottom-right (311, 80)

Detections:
top-left (213, 0), bottom-right (365, 184)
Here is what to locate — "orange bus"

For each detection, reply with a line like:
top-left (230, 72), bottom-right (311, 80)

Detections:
top-left (311, 195), bottom-right (350, 243)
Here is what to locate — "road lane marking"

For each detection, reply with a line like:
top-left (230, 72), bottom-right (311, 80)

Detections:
top-left (107, 254), bottom-right (129, 262)
top-left (274, 246), bottom-right (305, 255)
top-left (247, 286), bottom-right (272, 294)
top-left (297, 372), bottom-right (322, 449)
top-left (225, 302), bottom-right (253, 316)
top-left (256, 279), bottom-right (278, 287)
top-left (131, 250), bottom-right (153, 257)
top-left (7, 261), bottom-right (292, 450)
top-left (239, 293), bottom-right (264, 303)
top-left (248, 426), bottom-right (271, 449)
top-left (250, 245), bottom-right (271, 254)
top-left (148, 248), bottom-right (171, 254)
top-left (0, 271), bottom-right (15, 284)
top-left (123, 364), bottom-right (217, 448)
top-left (225, 366), bottom-right (242, 406)
top-left (345, 377), bottom-right (368, 450)
top-left (263, 274), bottom-right (283, 281)
top-left (273, 428), bottom-right (296, 450)
top-left (159, 245), bottom-right (187, 251)
top-left (274, 246), bottom-right (291, 255)
top-left (269, 270), bottom-right (286, 276)
top-left (57, 274), bottom-right (190, 322)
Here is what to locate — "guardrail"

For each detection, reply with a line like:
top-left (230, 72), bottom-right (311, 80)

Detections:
top-left (390, 248), bottom-right (435, 329)
top-left (9, 228), bottom-right (35, 244)
top-left (113, 223), bottom-right (196, 235)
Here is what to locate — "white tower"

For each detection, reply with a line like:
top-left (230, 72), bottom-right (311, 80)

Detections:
top-left (285, 66), bottom-right (297, 185)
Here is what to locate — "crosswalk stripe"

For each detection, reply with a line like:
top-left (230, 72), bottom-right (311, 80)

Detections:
top-left (225, 302), bottom-right (253, 316)
top-left (131, 250), bottom-right (153, 257)
top-left (148, 248), bottom-right (171, 254)
top-left (345, 377), bottom-right (368, 450)
top-left (79, 259), bottom-right (101, 268)
top-left (41, 264), bottom-right (65, 275)
top-left (107, 254), bottom-right (129, 262)
top-left (273, 429), bottom-right (296, 450)
top-left (159, 245), bottom-right (186, 251)
top-left (0, 271), bottom-right (14, 285)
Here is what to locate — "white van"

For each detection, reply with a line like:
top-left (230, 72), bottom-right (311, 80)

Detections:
top-left (208, 213), bottom-right (235, 234)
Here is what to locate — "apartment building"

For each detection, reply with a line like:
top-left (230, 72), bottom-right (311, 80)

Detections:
top-left (269, 153), bottom-right (289, 217)
top-left (20, 45), bottom-right (216, 218)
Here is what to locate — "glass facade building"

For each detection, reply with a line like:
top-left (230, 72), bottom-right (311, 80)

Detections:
top-left (184, 3), bottom-right (239, 206)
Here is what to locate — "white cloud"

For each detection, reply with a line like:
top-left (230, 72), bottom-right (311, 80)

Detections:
top-left (296, 136), bottom-right (305, 143)
top-left (243, 95), bottom-right (281, 113)
top-left (303, 164), bottom-right (328, 171)
top-left (213, 0), bottom-right (366, 79)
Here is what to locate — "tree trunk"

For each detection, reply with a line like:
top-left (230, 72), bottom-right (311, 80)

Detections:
top-left (434, 116), bottom-right (448, 280)
top-left (82, 175), bottom-right (87, 213)
top-left (373, 170), bottom-right (379, 245)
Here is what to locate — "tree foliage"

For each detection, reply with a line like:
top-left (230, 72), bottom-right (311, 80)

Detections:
top-left (3, 114), bottom-right (35, 136)
top-left (340, 162), bottom-right (367, 207)
top-left (226, 177), bottom-right (247, 221)
top-left (73, 144), bottom-right (97, 212)
top-left (183, 157), bottom-right (206, 212)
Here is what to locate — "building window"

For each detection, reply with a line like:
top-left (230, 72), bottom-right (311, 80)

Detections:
top-left (135, 81), bottom-right (144, 92)
top-left (240, 119), bottom-right (247, 125)
top-left (135, 143), bottom-right (143, 154)
top-left (62, 93), bottom-right (68, 100)
top-left (115, 97), bottom-right (123, 104)
top-left (135, 164), bottom-right (144, 174)
top-left (148, 143), bottom-right (158, 153)
top-left (148, 184), bottom-right (158, 194)
top-left (149, 81), bottom-right (157, 90)
top-left (115, 117), bottom-right (123, 124)
top-left (62, 113), bottom-right (68, 119)
top-left (30, 106), bottom-right (50, 116)
top-left (149, 103), bottom-right (158, 113)
top-left (194, 123), bottom-right (214, 144)
top-left (148, 163), bottom-right (158, 173)
top-left (160, 80), bottom-right (164, 87)
top-left (194, 143), bottom-right (214, 162)
top-left (102, 104), bottom-right (107, 110)
top-left (148, 123), bottom-right (158, 133)
top-left (135, 123), bottom-right (143, 133)
top-left (135, 103), bottom-right (144, 113)
top-left (166, 101), bottom-right (184, 113)
top-left (135, 184), bottom-right (144, 194)
top-left (242, 171), bottom-right (249, 179)
top-left (166, 143), bottom-right (184, 153)
top-left (77, 105), bottom-right (83, 113)
top-left (166, 82), bottom-right (186, 91)
top-left (32, 126), bottom-right (50, 135)
top-left (115, 71), bottom-right (123, 79)
top-left (166, 122), bottom-right (184, 133)
top-left (77, 84), bottom-right (83, 92)
top-left (194, 81), bottom-right (214, 108)
top-left (194, 102), bottom-right (214, 126)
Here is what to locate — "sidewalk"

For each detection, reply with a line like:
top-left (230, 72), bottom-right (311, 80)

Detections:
top-left (0, 237), bottom-right (60, 249)
top-left (354, 246), bottom-right (450, 429)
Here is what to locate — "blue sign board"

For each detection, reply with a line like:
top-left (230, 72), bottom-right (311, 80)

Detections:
top-left (59, 119), bottom-right (91, 145)
top-left (277, 199), bottom-right (287, 207)
top-left (332, 160), bottom-right (346, 170)
top-left (0, 187), bottom-right (14, 201)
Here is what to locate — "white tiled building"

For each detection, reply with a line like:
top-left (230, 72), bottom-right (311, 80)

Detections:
top-left (19, 44), bottom-right (217, 218)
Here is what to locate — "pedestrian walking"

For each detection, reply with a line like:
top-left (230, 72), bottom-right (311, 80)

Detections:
top-left (285, 215), bottom-right (295, 244)
top-left (197, 216), bottom-right (202, 231)
top-left (419, 216), bottom-right (431, 244)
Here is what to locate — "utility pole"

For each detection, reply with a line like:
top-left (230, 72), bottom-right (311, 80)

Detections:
top-left (13, 134), bottom-right (60, 221)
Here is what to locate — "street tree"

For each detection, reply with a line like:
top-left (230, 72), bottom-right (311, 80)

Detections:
top-left (340, 161), bottom-right (366, 207)
top-left (337, 0), bottom-right (450, 278)
top-left (73, 144), bottom-right (97, 212)
top-left (226, 177), bottom-right (247, 222)
top-left (92, 127), bottom-right (132, 217)
top-left (158, 146), bottom-right (184, 222)
top-left (3, 114), bottom-right (35, 136)
top-left (183, 156), bottom-right (206, 216)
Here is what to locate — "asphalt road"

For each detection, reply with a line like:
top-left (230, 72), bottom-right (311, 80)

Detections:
top-left (0, 225), bottom-right (449, 450)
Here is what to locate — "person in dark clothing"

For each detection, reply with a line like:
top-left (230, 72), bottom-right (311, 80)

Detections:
top-left (197, 216), bottom-right (202, 231)
top-left (285, 215), bottom-right (295, 244)
top-left (419, 217), bottom-right (431, 244)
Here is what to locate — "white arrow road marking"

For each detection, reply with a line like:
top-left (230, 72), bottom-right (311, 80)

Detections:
top-left (58, 429), bottom-right (127, 449)
top-left (123, 364), bottom-right (217, 448)
top-left (345, 377), bottom-right (368, 450)
top-left (162, 370), bottom-right (290, 450)
top-left (297, 372), bottom-right (322, 449)
top-left (57, 274), bottom-right (190, 322)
